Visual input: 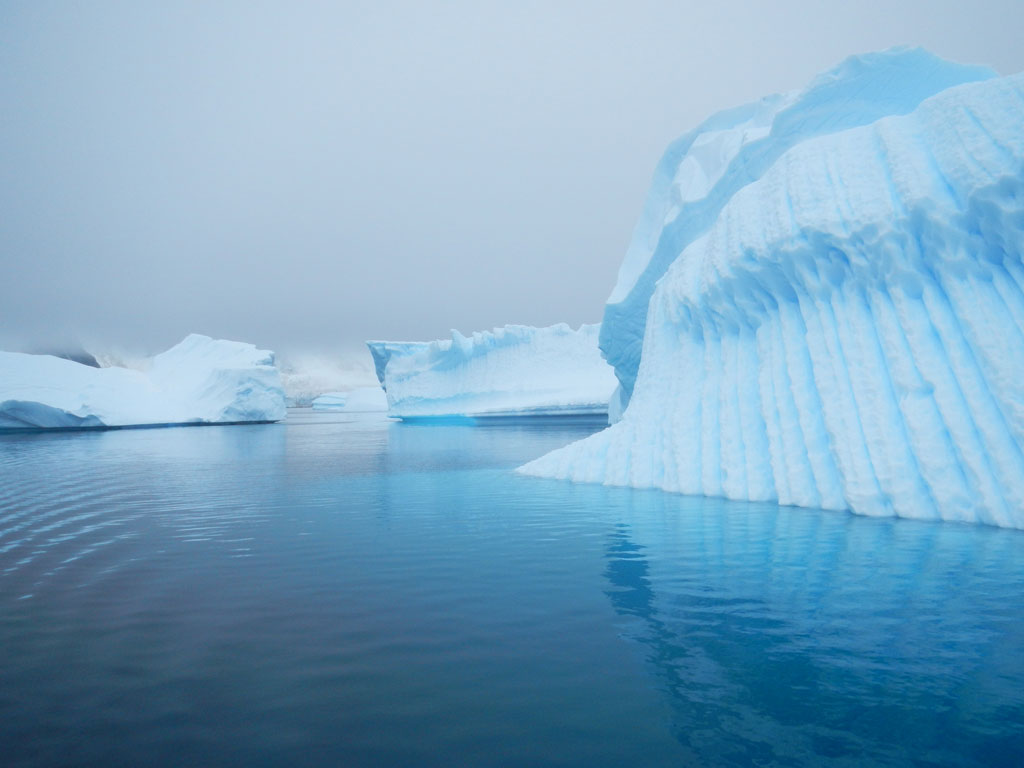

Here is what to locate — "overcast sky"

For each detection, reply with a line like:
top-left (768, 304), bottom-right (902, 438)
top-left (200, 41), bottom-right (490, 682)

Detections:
top-left (3, 0), bottom-right (1024, 357)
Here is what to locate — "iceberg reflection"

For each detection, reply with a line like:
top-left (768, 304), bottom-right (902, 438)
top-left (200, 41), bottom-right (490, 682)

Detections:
top-left (602, 499), bottom-right (1024, 765)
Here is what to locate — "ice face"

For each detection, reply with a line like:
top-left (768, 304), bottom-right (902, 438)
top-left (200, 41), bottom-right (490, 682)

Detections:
top-left (0, 334), bottom-right (286, 429)
top-left (367, 323), bottom-right (616, 420)
top-left (367, 341), bottom-right (431, 391)
top-left (521, 64), bottom-right (1024, 528)
top-left (601, 47), bottom-right (996, 408)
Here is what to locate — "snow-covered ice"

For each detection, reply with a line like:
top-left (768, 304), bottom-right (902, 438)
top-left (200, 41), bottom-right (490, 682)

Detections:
top-left (311, 387), bottom-right (387, 412)
top-left (0, 334), bottom-right (286, 429)
top-left (367, 324), bottom-right (616, 420)
top-left (521, 51), bottom-right (1024, 528)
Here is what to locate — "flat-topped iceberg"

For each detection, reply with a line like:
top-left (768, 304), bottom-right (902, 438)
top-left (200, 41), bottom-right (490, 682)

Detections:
top-left (0, 334), bottom-right (286, 429)
top-left (522, 51), bottom-right (1024, 528)
top-left (367, 323), bottom-right (616, 420)
top-left (312, 387), bottom-right (387, 412)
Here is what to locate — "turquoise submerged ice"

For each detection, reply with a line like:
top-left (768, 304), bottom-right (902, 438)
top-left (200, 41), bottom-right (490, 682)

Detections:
top-left (522, 52), bottom-right (1024, 528)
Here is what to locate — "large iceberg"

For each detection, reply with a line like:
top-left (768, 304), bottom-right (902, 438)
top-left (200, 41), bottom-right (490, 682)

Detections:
top-left (601, 48), bottom-right (995, 412)
top-left (0, 334), bottom-right (286, 429)
top-left (367, 323), bottom-right (616, 420)
top-left (522, 51), bottom-right (1024, 528)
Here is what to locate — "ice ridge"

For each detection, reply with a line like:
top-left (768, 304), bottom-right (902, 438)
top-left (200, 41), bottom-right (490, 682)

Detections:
top-left (601, 47), bottom-right (995, 410)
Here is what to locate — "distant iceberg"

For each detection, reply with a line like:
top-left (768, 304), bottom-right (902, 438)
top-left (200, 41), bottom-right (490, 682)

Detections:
top-left (0, 334), bottom-right (286, 429)
top-left (312, 387), bottom-right (387, 412)
top-left (277, 352), bottom-right (380, 407)
top-left (522, 50), bottom-right (1024, 528)
top-left (367, 323), bottom-right (616, 420)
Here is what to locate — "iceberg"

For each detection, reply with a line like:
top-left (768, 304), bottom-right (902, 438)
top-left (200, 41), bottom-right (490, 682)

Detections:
top-left (311, 387), bottom-right (387, 412)
top-left (0, 334), bottom-right (286, 429)
top-left (522, 53), bottom-right (1024, 527)
top-left (367, 323), bottom-right (616, 420)
top-left (601, 47), bottom-right (995, 412)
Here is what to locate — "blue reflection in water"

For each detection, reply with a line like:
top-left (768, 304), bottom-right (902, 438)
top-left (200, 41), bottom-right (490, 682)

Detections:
top-left (1, 411), bottom-right (1023, 767)
top-left (602, 500), bottom-right (1024, 766)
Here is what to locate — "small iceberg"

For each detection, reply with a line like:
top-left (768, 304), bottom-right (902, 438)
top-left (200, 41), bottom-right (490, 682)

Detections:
top-left (0, 334), bottom-right (286, 430)
top-left (367, 323), bottom-right (616, 421)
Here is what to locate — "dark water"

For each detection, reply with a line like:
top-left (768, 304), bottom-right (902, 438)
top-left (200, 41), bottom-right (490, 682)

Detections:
top-left (2, 411), bottom-right (1023, 767)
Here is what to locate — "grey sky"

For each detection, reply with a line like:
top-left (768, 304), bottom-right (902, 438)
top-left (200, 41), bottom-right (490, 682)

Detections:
top-left (3, 0), bottom-right (1023, 357)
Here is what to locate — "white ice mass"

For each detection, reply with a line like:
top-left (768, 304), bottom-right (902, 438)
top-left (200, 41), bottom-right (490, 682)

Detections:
top-left (521, 49), bottom-right (1024, 528)
top-left (600, 47), bottom-right (994, 412)
top-left (367, 324), bottom-right (616, 420)
top-left (0, 334), bottom-right (286, 429)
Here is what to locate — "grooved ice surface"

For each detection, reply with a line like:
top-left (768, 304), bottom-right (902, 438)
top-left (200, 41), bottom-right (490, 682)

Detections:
top-left (601, 48), bottom-right (995, 407)
top-left (0, 334), bottom-right (286, 428)
top-left (367, 324), bottom-right (616, 419)
top-left (521, 65), bottom-right (1024, 528)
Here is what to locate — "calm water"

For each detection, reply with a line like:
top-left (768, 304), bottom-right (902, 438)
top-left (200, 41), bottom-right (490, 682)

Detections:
top-left (2, 411), bottom-right (1023, 767)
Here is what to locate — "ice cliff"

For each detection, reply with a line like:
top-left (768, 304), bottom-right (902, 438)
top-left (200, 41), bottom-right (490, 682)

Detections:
top-left (601, 47), bottom-right (995, 411)
top-left (367, 324), bottom-right (616, 420)
top-left (0, 334), bottom-right (286, 429)
top-left (521, 50), bottom-right (1024, 528)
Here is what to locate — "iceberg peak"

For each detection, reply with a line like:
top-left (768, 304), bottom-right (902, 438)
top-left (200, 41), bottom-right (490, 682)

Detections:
top-left (601, 46), bottom-right (996, 406)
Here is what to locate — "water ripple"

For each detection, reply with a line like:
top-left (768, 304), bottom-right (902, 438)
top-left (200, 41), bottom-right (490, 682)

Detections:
top-left (2, 415), bottom-right (1023, 767)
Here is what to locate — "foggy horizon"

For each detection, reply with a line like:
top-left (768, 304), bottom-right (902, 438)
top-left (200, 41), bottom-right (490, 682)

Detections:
top-left (4, 0), bottom-right (1024, 360)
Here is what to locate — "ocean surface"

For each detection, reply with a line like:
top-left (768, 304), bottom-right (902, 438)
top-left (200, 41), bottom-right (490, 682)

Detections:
top-left (2, 410), bottom-right (1023, 767)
